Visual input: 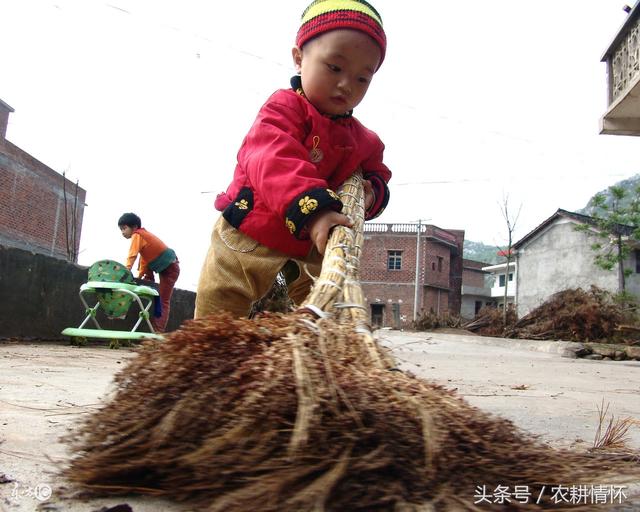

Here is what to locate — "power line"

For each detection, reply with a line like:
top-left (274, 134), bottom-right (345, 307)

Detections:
top-left (391, 173), bottom-right (633, 187)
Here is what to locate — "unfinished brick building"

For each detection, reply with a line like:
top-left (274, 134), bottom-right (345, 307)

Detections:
top-left (0, 99), bottom-right (86, 262)
top-left (360, 222), bottom-right (465, 328)
top-left (461, 258), bottom-right (493, 319)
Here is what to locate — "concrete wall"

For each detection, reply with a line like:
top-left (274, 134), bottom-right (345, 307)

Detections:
top-left (460, 293), bottom-right (493, 320)
top-left (625, 251), bottom-right (640, 297)
top-left (0, 110), bottom-right (10, 139)
top-left (515, 218), bottom-right (638, 316)
top-left (0, 245), bottom-right (195, 339)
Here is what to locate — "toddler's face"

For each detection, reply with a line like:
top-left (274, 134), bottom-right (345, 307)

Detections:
top-left (119, 225), bottom-right (134, 239)
top-left (292, 29), bottom-right (381, 116)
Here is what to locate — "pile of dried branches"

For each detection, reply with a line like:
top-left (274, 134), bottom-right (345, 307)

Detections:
top-left (63, 176), bottom-right (640, 510)
top-left (505, 286), bottom-right (626, 342)
top-left (412, 311), bottom-right (461, 331)
top-left (462, 305), bottom-right (517, 336)
top-left (464, 287), bottom-right (637, 343)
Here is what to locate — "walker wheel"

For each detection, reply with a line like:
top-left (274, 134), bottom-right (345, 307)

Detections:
top-left (70, 337), bottom-right (88, 347)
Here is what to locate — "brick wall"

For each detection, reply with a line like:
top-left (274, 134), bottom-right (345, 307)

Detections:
top-left (423, 242), bottom-right (451, 289)
top-left (0, 138), bottom-right (86, 262)
top-left (362, 230), bottom-right (418, 283)
top-left (360, 223), bottom-right (464, 328)
top-left (447, 229), bottom-right (465, 315)
top-left (361, 282), bottom-right (416, 328)
top-left (463, 259), bottom-right (488, 288)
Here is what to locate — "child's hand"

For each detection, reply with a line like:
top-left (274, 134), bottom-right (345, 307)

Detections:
top-left (307, 210), bottom-right (353, 255)
top-left (363, 179), bottom-right (375, 211)
top-left (140, 271), bottom-right (155, 282)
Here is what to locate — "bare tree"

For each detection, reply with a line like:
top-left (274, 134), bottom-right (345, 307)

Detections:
top-left (62, 171), bottom-right (81, 262)
top-left (498, 195), bottom-right (521, 326)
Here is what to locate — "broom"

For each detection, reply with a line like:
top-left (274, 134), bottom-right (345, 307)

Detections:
top-left (63, 173), bottom-right (640, 511)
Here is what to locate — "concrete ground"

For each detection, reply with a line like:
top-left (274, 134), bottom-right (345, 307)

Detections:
top-left (378, 329), bottom-right (640, 451)
top-left (1, 331), bottom-right (639, 511)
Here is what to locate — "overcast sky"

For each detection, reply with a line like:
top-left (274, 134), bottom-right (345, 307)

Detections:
top-left (2, 0), bottom-right (639, 291)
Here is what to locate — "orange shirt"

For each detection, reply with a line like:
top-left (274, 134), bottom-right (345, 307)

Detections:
top-left (126, 228), bottom-right (169, 278)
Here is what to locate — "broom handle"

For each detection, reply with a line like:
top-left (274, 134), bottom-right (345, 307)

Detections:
top-left (302, 171), bottom-right (363, 314)
top-left (301, 171), bottom-right (384, 367)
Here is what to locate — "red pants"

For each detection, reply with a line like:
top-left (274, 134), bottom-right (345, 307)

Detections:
top-left (152, 260), bottom-right (180, 333)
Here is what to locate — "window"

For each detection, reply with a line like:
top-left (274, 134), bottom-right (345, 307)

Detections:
top-left (499, 273), bottom-right (514, 287)
top-left (387, 250), bottom-right (402, 270)
top-left (636, 250), bottom-right (640, 273)
top-left (437, 256), bottom-right (443, 272)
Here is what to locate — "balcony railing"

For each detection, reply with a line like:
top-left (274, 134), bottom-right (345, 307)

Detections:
top-left (364, 223), bottom-right (426, 233)
top-left (609, 18), bottom-right (640, 104)
top-left (364, 223), bottom-right (459, 246)
top-left (601, 4), bottom-right (640, 135)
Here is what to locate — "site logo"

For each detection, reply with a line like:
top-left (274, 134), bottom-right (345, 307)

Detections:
top-left (10, 482), bottom-right (52, 502)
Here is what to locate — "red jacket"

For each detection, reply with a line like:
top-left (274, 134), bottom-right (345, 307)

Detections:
top-left (215, 87), bottom-right (391, 258)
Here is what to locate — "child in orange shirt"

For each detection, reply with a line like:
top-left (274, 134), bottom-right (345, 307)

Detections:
top-left (118, 212), bottom-right (180, 332)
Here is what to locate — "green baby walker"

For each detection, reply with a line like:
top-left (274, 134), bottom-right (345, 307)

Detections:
top-left (62, 259), bottom-right (164, 348)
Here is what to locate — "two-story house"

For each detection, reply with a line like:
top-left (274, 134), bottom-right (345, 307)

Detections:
top-left (481, 261), bottom-right (516, 311)
top-left (360, 222), bottom-right (464, 328)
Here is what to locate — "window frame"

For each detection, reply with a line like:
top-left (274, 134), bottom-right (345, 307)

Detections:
top-left (387, 250), bottom-right (402, 271)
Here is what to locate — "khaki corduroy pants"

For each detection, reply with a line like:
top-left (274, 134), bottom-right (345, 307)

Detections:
top-left (195, 216), bottom-right (323, 318)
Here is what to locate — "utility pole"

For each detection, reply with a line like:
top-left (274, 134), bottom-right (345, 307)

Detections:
top-left (413, 219), bottom-right (422, 321)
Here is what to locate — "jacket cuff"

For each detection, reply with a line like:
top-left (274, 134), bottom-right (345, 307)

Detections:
top-left (285, 187), bottom-right (343, 239)
top-left (364, 173), bottom-right (390, 220)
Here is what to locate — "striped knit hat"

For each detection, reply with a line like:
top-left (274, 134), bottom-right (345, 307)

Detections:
top-left (296, 0), bottom-right (386, 68)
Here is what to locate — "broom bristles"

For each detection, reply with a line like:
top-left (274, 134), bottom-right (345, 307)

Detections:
top-left (63, 173), bottom-right (640, 511)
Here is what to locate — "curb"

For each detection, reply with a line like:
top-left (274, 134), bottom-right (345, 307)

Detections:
top-left (374, 329), bottom-right (636, 360)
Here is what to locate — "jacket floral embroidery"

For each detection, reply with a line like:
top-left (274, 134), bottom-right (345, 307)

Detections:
top-left (214, 87), bottom-right (391, 258)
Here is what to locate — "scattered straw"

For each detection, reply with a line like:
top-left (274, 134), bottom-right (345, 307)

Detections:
top-left (593, 399), bottom-right (638, 451)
